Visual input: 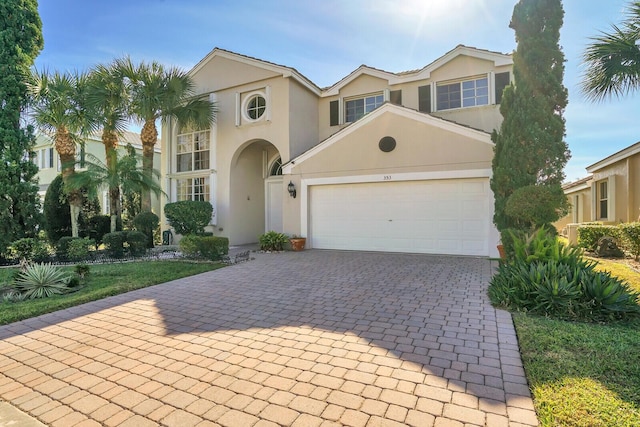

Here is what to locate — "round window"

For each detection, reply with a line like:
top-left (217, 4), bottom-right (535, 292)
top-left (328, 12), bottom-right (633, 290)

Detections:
top-left (246, 94), bottom-right (266, 120)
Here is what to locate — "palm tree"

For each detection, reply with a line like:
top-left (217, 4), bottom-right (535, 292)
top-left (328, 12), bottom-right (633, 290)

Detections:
top-left (582, 1), bottom-right (640, 101)
top-left (28, 70), bottom-right (95, 238)
top-left (86, 62), bottom-right (131, 232)
top-left (66, 148), bottom-right (163, 225)
top-left (114, 57), bottom-right (215, 212)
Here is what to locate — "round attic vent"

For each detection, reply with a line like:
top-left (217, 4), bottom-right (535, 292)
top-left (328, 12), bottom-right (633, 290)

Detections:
top-left (379, 136), bottom-right (396, 152)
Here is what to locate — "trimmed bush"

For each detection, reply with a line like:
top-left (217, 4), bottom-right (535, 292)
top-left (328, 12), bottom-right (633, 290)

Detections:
top-left (505, 184), bottom-right (569, 230)
top-left (620, 222), bottom-right (640, 261)
top-left (259, 231), bottom-right (288, 251)
top-left (56, 236), bottom-right (76, 260)
top-left (126, 231), bottom-right (148, 257)
top-left (10, 238), bottom-right (50, 262)
top-left (103, 232), bottom-right (127, 258)
top-left (85, 215), bottom-right (111, 247)
top-left (577, 223), bottom-right (621, 251)
top-left (133, 211), bottom-right (159, 248)
top-left (180, 235), bottom-right (229, 261)
top-left (67, 237), bottom-right (94, 261)
top-left (164, 201), bottom-right (213, 235)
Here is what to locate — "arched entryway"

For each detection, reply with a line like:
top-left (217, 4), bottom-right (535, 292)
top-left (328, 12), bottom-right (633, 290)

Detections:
top-left (229, 140), bottom-right (282, 244)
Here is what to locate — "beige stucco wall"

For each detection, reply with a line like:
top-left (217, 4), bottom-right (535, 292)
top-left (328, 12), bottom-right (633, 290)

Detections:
top-left (284, 110), bottom-right (494, 237)
top-left (591, 153), bottom-right (640, 223)
top-left (288, 79), bottom-right (319, 159)
top-left (554, 187), bottom-right (592, 234)
top-left (190, 55), bottom-right (280, 95)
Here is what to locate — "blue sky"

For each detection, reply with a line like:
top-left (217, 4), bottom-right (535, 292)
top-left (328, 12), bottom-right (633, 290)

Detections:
top-left (36, 0), bottom-right (640, 182)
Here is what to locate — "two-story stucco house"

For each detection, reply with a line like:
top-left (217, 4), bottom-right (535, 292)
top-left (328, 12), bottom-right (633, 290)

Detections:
top-left (555, 141), bottom-right (640, 244)
top-left (34, 131), bottom-right (162, 215)
top-left (160, 45), bottom-right (513, 257)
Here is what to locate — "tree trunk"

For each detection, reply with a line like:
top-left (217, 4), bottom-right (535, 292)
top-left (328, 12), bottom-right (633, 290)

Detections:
top-left (140, 120), bottom-right (157, 212)
top-left (55, 127), bottom-right (81, 237)
top-left (103, 129), bottom-right (120, 232)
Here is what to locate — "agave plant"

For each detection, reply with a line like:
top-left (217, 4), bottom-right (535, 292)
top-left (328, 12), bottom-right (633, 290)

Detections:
top-left (13, 263), bottom-right (72, 299)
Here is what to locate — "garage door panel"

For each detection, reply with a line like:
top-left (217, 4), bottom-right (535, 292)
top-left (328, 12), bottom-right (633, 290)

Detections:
top-left (309, 179), bottom-right (490, 256)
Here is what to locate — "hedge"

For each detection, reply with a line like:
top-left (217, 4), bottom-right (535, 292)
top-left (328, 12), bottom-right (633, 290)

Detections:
top-left (578, 222), bottom-right (640, 259)
top-left (180, 235), bottom-right (229, 261)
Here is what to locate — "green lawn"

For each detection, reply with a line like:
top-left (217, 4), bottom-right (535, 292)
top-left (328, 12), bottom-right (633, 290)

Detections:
top-left (514, 256), bottom-right (640, 427)
top-left (0, 260), bottom-right (223, 326)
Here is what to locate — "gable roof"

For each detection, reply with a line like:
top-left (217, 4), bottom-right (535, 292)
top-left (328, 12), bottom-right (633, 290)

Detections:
top-left (189, 47), bottom-right (321, 95)
top-left (562, 176), bottom-right (592, 193)
top-left (586, 141), bottom-right (640, 173)
top-left (321, 45), bottom-right (513, 97)
top-left (282, 102), bottom-right (492, 173)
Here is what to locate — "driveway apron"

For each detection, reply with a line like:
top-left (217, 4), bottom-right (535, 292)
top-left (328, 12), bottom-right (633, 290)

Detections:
top-left (0, 250), bottom-right (538, 426)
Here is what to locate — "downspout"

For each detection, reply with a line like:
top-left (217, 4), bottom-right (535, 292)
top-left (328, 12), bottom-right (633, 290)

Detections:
top-left (627, 158), bottom-right (632, 222)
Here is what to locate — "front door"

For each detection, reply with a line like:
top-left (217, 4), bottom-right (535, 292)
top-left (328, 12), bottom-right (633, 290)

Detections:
top-left (265, 178), bottom-right (283, 233)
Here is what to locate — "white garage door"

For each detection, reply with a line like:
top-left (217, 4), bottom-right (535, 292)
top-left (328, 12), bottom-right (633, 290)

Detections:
top-left (309, 178), bottom-right (491, 256)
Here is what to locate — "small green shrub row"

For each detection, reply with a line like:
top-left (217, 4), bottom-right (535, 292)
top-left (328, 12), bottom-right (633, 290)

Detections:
top-left (259, 231), bottom-right (288, 251)
top-left (490, 227), bottom-right (640, 322)
top-left (56, 237), bottom-right (94, 261)
top-left (10, 238), bottom-right (51, 262)
top-left (179, 235), bottom-right (229, 260)
top-left (578, 222), bottom-right (640, 259)
top-left (103, 231), bottom-right (148, 258)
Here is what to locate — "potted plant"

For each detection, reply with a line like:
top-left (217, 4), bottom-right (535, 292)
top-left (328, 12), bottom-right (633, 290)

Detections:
top-left (289, 235), bottom-right (306, 251)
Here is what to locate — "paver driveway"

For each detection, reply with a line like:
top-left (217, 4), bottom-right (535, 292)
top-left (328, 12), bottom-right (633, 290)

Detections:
top-left (0, 250), bottom-right (538, 426)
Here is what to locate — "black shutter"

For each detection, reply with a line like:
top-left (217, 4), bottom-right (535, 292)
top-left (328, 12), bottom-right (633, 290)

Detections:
top-left (495, 72), bottom-right (510, 104)
top-left (418, 85), bottom-right (431, 113)
top-left (390, 90), bottom-right (402, 105)
top-left (329, 100), bottom-right (339, 126)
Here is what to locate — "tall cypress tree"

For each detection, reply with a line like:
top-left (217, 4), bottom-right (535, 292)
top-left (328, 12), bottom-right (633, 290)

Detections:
top-left (0, 1), bottom-right (44, 256)
top-left (491, 0), bottom-right (570, 231)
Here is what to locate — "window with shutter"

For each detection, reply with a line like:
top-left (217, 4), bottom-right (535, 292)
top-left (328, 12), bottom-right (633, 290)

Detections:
top-left (418, 85), bottom-right (431, 113)
top-left (390, 90), bottom-right (402, 105)
top-left (329, 100), bottom-right (339, 126)
top-left (495, 72), bottom-right (510, 104)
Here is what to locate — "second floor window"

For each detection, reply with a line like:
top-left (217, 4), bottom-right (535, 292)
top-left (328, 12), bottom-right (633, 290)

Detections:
top-left (177, 130), bottom-right (210, 172)
top-left (345, 93), bottom-right (384, 123)
top-left (437, 76), bottom-right (488, 111)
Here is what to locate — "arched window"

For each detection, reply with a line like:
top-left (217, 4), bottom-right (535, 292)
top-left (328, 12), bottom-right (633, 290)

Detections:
top-left (269, 157), bottom-right (283, 176)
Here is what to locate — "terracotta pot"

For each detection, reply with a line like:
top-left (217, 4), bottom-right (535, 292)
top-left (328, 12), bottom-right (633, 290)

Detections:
top-left (497, 244), bottom-right (506, 260)
top-left (290, 238), bottom-right (306, 251)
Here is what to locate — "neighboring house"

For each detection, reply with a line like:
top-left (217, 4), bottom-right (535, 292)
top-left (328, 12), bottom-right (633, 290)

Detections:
top-left (160, 45), bottom-right (513, 256)
top-left (556, 141), bottom-right (640, 243)
top-left (34, 130), bottom-right (162, 215)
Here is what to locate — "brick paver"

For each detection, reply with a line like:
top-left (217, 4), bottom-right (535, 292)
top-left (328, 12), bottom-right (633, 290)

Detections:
top-left (0, 250), bottom-right (538, 426)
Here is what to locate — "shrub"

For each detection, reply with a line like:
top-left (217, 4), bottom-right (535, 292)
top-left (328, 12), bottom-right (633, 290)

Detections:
top-left (12, 263), bottom-right (72, 299)
top-left (259, 231), bottom-right (288, 251)
top-left (619, 222), bottom-right (640, 261)
top-left (74, 264), bottom-right (90, 279)
top-left (505, 184), bottom-right (569, 230)
top-left (577, 224), bottom-right (621, 251)
top-left (56, 236), bottom-right (75, 260)
top-left (164, 201), bottom-right (213, 235)
top-left (132, 211), bottom-right (159, 248)
top-left (103, 232), bottom-right (127, 258)
top-left (126, 231), bottom-right (148, 257)
top-left (10, 238), bottom-right (50, 262)
top-left (489, 229), bottom-right (640, 322)
top-left (180, 235), bottom-right (229, 260)
top-left (67, 237), bottom-right (94, 261)
top-left (85, 215), bottom-right (111, 247)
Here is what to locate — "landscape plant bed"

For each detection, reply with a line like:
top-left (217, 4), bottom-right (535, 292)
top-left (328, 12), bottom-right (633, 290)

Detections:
top-left (0, 260), bottom-right (223, 326)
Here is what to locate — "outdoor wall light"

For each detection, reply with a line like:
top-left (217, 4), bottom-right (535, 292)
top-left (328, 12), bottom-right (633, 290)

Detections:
top-left (288, 181), bottom-right (297, 198)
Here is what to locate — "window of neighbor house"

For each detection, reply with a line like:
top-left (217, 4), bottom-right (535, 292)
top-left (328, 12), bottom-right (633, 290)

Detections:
top-left (177, 177), bottom-right (210, 202)
top-left (598, 180), bottom-right (608, 219)
top-left (345, 93), bottom-right (384, 123)
top-left (437, 76), bottom-right (488, 111)
top-left (176, 130), bottom-right (210, 173)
